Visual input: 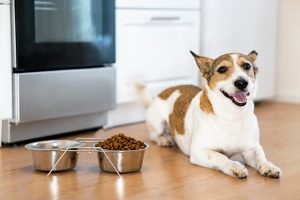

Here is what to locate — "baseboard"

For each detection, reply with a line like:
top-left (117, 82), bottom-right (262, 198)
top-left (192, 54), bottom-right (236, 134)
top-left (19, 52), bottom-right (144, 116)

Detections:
top-left (275, 95), bottom-right (300, 103)
top-left (2, 112), bottom-right (107, 144)
top-left (107, 102), bottom-right (145, 128)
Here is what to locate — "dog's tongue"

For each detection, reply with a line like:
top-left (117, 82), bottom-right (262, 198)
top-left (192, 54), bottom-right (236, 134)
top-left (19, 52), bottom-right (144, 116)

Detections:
top-left (233, 92), bottom-right (247, 103)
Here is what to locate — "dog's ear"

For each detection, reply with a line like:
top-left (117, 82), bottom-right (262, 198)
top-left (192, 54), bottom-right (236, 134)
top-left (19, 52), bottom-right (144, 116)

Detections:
top-left (190, 51), bottom-right (213, 80)
top-left (247, 50), bottom-right (259, 74)
top-left (247, 50), bottom-right (258, 62)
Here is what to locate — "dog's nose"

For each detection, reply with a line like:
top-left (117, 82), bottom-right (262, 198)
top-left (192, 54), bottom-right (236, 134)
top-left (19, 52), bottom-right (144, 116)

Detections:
top-left (234, 79), bottom-right (248, 90)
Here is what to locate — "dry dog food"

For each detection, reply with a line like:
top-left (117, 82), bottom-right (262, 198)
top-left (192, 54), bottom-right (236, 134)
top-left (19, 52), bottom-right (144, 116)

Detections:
top-left (96, 133), bottom-right (146, 150)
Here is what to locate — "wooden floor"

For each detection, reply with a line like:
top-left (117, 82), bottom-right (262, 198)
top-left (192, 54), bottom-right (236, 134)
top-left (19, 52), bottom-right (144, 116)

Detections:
top-left (1, 102), bottom-right (300, 200)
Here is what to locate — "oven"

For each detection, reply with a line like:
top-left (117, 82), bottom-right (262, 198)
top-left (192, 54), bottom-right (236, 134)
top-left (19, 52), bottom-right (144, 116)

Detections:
top-left (1, 0), bottom-right (116, 143)
top-left (13, 0), bottom-right (115, 72)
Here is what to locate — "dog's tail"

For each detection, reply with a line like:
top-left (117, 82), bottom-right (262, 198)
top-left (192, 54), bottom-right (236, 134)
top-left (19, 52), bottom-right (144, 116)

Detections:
top-left (133, 82), bottom-right (152, 108)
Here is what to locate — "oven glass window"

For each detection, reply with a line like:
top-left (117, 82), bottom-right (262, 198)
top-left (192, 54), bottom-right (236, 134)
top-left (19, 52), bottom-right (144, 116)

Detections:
top-left (15, 0), bottom-right (115, 72)
top-left (34, 0), bottom-right (102, 43)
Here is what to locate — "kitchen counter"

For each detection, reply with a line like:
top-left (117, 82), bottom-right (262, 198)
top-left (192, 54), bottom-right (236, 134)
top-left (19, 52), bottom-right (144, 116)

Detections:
top-left (0, 102), bottom-right (300, 199)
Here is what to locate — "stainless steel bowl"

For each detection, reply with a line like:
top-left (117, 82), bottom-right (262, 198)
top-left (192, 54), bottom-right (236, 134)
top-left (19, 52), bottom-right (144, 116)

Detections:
top-left (96, 143), bottom-right (149, 173)
top-left (25, 140), bottom-right (84, 172)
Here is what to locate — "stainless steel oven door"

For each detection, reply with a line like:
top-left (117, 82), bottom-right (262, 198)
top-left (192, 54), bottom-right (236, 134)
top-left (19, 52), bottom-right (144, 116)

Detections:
top-left (12, 67), bottom-right (116, 124)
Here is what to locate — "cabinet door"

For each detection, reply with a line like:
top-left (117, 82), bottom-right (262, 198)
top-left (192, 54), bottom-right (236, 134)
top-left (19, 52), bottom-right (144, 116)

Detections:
top-left (0, 5), bottom-right (12, 119)
top-left (116, 10), bottom-right (200, 103)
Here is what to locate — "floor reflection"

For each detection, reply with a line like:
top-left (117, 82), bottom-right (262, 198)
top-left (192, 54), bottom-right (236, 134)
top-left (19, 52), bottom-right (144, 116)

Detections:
top-left (116, 177), bottom-right (125, 200)
top-left (49, 176), bottom-right (59, 200)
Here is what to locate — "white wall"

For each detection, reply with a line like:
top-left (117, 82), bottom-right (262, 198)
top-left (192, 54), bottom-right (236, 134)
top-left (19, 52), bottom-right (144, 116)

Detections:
top-left (277, 0), bottom-right (300, 102)
top-left (201, 0), bottom-right (278, 101)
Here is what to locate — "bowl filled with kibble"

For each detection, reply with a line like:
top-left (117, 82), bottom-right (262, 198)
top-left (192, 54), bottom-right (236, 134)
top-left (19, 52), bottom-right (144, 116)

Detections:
top-left (95, 133), bottom-right (149, 173)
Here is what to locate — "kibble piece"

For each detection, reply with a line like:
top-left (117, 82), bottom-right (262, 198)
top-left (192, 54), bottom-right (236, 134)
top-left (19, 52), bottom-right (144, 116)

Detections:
top-left (96, 133), bottom-right (146, 151)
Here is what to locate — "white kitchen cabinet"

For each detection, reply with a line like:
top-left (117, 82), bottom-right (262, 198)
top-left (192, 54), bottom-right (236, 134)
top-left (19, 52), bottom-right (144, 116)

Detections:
top-left (0, 3), bottom-right (12, 120)
top-left (116, 0), bottom-right (200, 9)
top-left (116, 9), bottom-right (200, 103)
top-left (108, 3), bottom-right (201, 127)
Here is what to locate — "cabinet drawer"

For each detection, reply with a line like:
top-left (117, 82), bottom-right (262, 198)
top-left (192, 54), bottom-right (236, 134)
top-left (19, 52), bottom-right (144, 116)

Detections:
top-left (116, 9), bottom-right (200, 103)
top-left (116, 0), bottom-right (200, 9)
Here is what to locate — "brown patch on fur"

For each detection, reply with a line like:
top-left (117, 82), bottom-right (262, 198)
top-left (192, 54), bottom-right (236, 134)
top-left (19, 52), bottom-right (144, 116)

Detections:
top-left (237, 54), bottom-right (258, 78)
top-left (190, 51), bottom-right (214, 80)
top-left (247, 50), bottom-right (258, 62)
top-left (208, 54), bottom-right (234, 90)
top-left (200, 90), bottom-right (214, 114)
top-left (159, 85), bottom-right (201, 135)
top-left (159, 86), bottom-right (180, 100)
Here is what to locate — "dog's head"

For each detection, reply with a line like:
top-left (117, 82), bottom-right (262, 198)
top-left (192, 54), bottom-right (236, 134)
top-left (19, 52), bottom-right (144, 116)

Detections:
top-left (191, 51), bottom-right (258, 107)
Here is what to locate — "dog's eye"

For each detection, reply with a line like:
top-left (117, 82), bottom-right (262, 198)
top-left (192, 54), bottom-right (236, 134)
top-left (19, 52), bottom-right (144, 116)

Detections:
top-left (242, 63), bottom-right (251, 70)
top-left (217, 66), bottom-right (228, 74)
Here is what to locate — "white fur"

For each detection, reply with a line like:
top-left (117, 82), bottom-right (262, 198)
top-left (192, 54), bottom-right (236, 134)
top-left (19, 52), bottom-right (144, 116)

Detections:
top-left (145, 90), bottom-right (180, 143)
top-left (137, 54), bottom-right (281, 178)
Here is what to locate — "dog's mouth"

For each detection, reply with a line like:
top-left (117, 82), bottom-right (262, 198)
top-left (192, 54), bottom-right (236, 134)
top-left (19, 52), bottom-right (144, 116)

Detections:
top-left (220, 89), bottom-right (250, 106)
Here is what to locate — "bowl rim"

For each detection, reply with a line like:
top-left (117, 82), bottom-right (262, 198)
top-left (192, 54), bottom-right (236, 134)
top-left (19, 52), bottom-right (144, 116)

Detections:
top-left (25, 140), bottom-right (85, 151)
top-left (93, 143), bottom-right (150, 153)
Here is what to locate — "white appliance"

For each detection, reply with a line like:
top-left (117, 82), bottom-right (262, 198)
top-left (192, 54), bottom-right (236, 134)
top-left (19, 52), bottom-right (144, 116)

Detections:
top-left (0, 0), bottom-right (12, 120)
top-left (108, 0), bottom-right (201, 127)
top-left (201, 0), bottom-right (278, 100)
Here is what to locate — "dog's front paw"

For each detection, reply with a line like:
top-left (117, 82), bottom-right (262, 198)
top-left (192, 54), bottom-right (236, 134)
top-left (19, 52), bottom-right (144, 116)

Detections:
top-left (228, 161), bottom-right (248, 179)
top-left (257, 162), bottom-right (281, 178)
top-left (156, 136), bottom-right (175, 147)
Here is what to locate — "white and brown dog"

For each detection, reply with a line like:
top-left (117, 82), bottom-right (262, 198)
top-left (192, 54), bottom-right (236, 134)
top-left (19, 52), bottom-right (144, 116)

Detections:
top-left (135, 51), bottom-right (281, 179)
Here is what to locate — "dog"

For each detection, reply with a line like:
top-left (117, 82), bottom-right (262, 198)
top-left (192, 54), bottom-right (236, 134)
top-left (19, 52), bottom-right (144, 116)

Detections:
top-left (135, 51), bottom-right (281, 179)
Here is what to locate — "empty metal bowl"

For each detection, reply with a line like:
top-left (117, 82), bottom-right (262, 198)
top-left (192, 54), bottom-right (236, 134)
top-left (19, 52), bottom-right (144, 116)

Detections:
top-left (96, 143), bottom-right (149, 173)
top-left (25, 140), bottom-right (84, 172)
